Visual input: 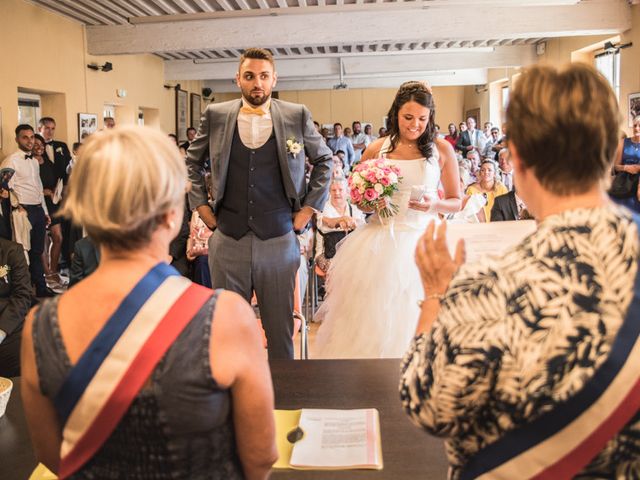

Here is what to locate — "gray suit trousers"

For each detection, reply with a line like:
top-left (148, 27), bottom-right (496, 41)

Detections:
top-left (209, 229), bottom-right (299, 359)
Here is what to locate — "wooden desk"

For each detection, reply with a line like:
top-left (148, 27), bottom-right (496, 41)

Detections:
top-left (269, 359), bottom-right (447, 479)
top-left (1, 360), bottom-right (447, 479)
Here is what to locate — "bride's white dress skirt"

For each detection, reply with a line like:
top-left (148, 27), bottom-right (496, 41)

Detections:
top-left (312, 150), bottom-right (441, 359)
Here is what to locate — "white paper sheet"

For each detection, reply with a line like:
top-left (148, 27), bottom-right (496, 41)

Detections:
top-left (446, 220), bottom-right (537, 264)
top-left (290, 408), bottom-right (382, 469)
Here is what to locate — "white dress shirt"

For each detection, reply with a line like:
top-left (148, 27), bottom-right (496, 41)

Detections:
top-left (2, 150), bottom-right (48, 214)
top-left (352, 132), bottom-right (371, 163)
top-left (501, 170), bottom-right (514, 191)
top-left (237, 99), bottom-right (273, 149)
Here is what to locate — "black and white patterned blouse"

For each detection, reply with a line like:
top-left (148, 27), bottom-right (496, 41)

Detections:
top-left (400, 206), bottom-right (640, 479)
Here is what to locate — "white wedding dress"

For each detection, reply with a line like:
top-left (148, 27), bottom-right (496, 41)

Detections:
top-left (313, 138), bottom-right (441, 359)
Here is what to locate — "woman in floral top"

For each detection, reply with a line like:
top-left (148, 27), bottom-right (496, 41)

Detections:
top-left (400, 63), bottom-right (640, 479)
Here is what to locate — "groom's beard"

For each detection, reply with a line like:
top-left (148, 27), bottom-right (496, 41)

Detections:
top-left (242, 89), bottom-right (270, 107)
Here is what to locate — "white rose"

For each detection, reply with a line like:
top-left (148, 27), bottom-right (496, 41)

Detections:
top-left (388, 172), bottom-right (398, 183)
top-left (291, 144), bottom-right (302, 155)
top-left (374, 183), bottom-right (384, 194)
top-left (286, 139), bottom-right (293, 147)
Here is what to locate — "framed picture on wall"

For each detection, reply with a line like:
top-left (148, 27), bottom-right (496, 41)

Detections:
top-left (190, 93), bottom-right (201, 128)
top-left (465, 108), bottom-right (481, 127)
top-left (175, 88), bottom-right (188, 142)
top-left (629, 92), bottom-right (640, 127)
top-left (77, 113), bottom-right (98, 141)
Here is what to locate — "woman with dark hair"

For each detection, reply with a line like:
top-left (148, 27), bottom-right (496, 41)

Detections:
top-left (314, 81), bottom-right (461, 359)
top-left (444, 123), bottom-right (458, 148)
top-left (33, 134), bottom-right (64, 287)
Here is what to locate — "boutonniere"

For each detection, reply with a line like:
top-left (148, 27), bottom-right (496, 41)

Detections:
top-left (55, 147), bottom-right (63, 154)
top-left (286, 137), bottom-right (303, 156)
top-left (0, 265), bottom-right (10, 283)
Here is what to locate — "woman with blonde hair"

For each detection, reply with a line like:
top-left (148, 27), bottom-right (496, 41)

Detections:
top-left (402, 63), bottom-right (640, 479)
top-left (21, 126), bottom-right (276, 479)
top-left (464, 159), bottom-right (507, 222)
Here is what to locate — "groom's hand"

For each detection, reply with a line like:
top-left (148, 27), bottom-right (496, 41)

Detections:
top-left (293, 206), bottom-right (314, 233)
top-left (197, 205), bottom-right (217, 231)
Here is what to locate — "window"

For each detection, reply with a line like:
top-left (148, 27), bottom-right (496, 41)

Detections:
top-left (595, 50), bottom-right (620, 100)
top-left (18, 92), bottom-right (41, 128)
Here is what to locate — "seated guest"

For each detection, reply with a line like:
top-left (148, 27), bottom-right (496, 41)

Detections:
top-left (378, 127), bottom-right (387, 138)
top-left (482, 127), bottom-right (501, 159)
top-left (497, 148), bottom-right (515, 191)
top-left (490, 189), bottom-right (530, 221)
top-left (447, 173), bottom-right (487, 223)
top-left (465, 150), bottom-right (481, 184)
top-left (444, 123), bottom-right (458, 148)
top-left (465, 160), bottom-right (508, 222)
top-left (20, 126), bottom-right (276, 479)
top-left (0, 237), bottom-right (32, 377)
top-left (68, 236), bottom-right (100, 287)
top-left (332, 155), bottom-right (346, 179)
top-left (401, 63), bottom-right (639, 479)
top-left (315, 178), bottom-right (365, 275)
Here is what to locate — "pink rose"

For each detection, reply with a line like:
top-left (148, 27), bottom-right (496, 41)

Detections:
top-left (364, 188), bottom-right (379, 201)
top-left (366, 171), bottom-right (378, 183)
top-left (351, 189), bottom-right (363, 203)
top-left (380, 177), bottom-right (390, 186)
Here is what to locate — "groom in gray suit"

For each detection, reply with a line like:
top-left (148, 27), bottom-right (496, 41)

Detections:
top-left (186, 48), bottom-right (332, 359)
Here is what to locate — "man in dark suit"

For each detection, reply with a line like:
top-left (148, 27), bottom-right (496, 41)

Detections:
top-left (186, 48), bottom-right (332, 359)
top-left (68, 236), bottom-right (100, 287)
top-left (491, 189), bottom-right (530, 221)
top-left (0, 237), bottom-right (34, 377)
top-left (38, 117), bottom-right (75, 269)
top-left (456, 117), bottom-right (487, 154)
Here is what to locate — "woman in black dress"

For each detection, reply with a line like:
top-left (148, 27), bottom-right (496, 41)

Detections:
top-left (33, 134), bottom-right (63, 286)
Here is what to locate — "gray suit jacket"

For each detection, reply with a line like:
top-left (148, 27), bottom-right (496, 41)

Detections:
top-left (186, 98), bottom-right (333, 215)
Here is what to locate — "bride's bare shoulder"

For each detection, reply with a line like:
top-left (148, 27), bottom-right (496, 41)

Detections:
top-left (361, 138), bottom-right (387, 161)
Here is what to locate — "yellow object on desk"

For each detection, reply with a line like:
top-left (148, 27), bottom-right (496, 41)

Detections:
top-left (29, 464), bottom-right (57, 480)
top-left (273, 408), bottom-right (383, 471)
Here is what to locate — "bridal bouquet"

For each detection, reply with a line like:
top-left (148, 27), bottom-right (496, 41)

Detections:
top-left (348, 159), bottom-right (402, 218)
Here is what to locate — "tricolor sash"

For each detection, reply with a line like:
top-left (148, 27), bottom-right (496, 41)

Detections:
top-left (53, 263), bottom-right (213, 479)
top-left (460, 213), bottom-right (640, 480)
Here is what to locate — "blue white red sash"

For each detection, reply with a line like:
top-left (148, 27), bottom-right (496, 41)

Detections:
top-left (53, 263), bottom-right (213, 479)
top-left (460, 213), bottom-right (640, 480)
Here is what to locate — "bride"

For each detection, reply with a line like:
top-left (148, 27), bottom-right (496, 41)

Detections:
top-left (313, 81), bottom-right (461, 359)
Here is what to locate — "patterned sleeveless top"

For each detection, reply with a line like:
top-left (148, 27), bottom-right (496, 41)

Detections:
top-left (32, 295), bottom-right (244, 479)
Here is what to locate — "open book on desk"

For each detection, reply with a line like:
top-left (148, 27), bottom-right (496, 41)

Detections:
top-left (274, 408), bottom-right (383, 470)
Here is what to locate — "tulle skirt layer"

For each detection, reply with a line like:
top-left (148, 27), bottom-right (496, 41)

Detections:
top-left (312, 219), bottom-right (431, 359)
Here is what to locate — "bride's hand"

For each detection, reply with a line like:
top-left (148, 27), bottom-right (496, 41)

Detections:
top-left (415, 221), bottom-right (466, 298)
top-left (409, 194), bottom-right (434, 213)
top-left (358, 197), bottom-right (387, 214)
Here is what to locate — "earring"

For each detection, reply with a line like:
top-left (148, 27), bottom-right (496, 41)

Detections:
top-left (169, 221), bottom-right (176, 230)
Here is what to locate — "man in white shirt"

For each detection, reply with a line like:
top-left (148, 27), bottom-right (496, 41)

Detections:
top-left (350, 121), bottom-right (370, 166)
top-left (186, 48), bottom-right (332, 359)
top-left (1, 125), bottom-right (52, 297)
top-left (498, 148), bottom-right (515, 192)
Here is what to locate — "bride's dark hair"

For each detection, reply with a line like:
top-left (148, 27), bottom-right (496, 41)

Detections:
top-left (386, 81), bottom-right (436, 159)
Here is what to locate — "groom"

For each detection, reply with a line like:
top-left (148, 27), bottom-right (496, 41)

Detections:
top-left (186, 47), bottom-right (333, 359)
